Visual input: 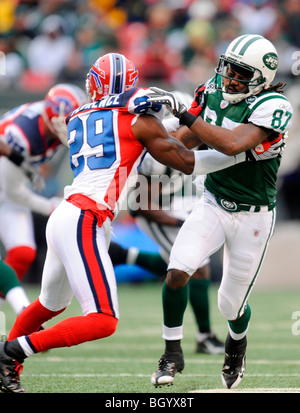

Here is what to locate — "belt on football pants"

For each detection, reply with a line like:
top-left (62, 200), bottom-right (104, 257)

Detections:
top-left (215, 196), bottom-right (276, 213)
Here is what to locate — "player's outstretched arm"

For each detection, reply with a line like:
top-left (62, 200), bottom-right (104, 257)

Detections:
top-left (132, 114), bottom-right (243, 176)
top-left (133, 114), bottom-right (195, 175)
top-left (148, 88), bottom-right (271, 155)
top-left (0, 157), bottom-right (61, 215)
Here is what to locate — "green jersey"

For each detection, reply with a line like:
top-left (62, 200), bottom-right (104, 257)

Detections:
top-left (202, 76), bottom-right (293, 206)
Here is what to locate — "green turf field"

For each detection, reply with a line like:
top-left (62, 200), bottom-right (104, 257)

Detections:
top-left (1, 282), bottom-right (300, 394)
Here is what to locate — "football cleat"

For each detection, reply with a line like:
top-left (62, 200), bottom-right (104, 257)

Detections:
top-left (0, 342), bottom-right (26, 393)
top-left (221, 335), bottom-right (247, 389)
top-left (151, 352), bottom-right (184, 387)
top-left (196, 332), bottom-right (225, 355)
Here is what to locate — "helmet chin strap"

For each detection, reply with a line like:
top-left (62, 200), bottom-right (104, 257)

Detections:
top-left (85, 74), bottom-right (92, 102)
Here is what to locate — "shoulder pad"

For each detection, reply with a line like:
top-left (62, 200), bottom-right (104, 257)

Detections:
top-left (248, 92), bottom-right (293, 133)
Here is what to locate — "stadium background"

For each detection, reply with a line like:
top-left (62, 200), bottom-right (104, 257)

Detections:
top-left (0, 0), bottom-right (299, 289)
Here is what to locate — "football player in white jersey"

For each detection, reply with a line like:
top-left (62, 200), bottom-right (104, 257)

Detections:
top-left (0, 84), bottom-right (87, 316)
top-left (0, 142), bottom-right (38, 318)
top-left (0, 83), bottom-right (87, 281)
top-left (0, 52), bottom-right (267, 393)
top-left (149, 34), bottom-right (293, 389)
top-left (109, 92), bottom-right (224, 355)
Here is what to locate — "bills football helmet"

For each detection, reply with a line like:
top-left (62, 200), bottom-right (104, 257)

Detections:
top-left (215, 34), bottom-right (279, 104)
top-left (86, 53), bottom-right (139, 102)
top-left (43, 83), bottom-right (87, 145)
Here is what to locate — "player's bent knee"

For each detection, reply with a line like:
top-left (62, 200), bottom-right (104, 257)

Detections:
top-left (218, 290), bottom-right (239, 320)
top-left (87, 312), bottom-right (118, 339)
top-left (166, 269), bottom-right (190, 289)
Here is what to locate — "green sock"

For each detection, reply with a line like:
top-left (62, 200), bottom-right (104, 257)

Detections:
top-left (135, 252), bottom-right (167, 277)
top-left (0, 261), bottom-right (21, 296)
top-left (189, 279), bottom-right (210, 333)
top-left (162, 281), bottom-right (189, 328)
top-left (228, 304), bottom-right (251, 335)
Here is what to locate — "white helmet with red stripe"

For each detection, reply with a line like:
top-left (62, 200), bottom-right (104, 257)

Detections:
top-left (86, 53), bottom-right (139, 102)
top-left (43, 83), bottom-right (87, 145)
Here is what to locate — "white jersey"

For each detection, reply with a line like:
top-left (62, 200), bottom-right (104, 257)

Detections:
top-left (64, 87), bottom-right (164, 218)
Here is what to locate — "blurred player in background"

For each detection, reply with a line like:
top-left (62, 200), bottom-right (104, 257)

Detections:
top-left (0, 141), bottom-right (37, 317)
top-left (149, 34), bottom-right (293, 389)
top-left (0, 52), bottom-right (254, 392)
top-left (0, 83), bottom-right (87, 315)
top-left (109, 92), bottom-right (224, 355)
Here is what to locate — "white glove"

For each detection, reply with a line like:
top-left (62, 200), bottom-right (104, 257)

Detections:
top-left (147, 87), bottom-right (187, 118)
top-left (20, 162), bottom-right (46, 192)
top-left (246, 138), bottom-right (286, 161)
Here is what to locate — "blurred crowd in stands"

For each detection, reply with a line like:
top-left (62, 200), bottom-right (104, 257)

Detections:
top-left (0, 0), bottom-right (299, 93)
top-left (0, 0), bottom-right (300, 222)
top-left (0, 0), bottom-right (299, 284)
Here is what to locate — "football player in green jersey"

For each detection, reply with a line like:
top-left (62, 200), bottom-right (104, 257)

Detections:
top-left (148, 34), bottom-right (293, 389)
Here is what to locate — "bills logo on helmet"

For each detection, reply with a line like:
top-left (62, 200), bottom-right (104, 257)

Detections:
top-left (45, 96), bottom-right (74, 116)
top-left (90, 67), bottom-right (104, 96)
top-left (86, 53), bottom-right (139, 102)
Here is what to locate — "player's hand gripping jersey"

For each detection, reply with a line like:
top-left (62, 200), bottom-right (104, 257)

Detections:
top-left (65, 87), bottom-right (163, 219)
top-left (200, 76), bottom-right (293, 206)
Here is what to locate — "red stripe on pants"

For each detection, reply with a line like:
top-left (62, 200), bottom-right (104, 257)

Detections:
top-left (80, 211), bottom-right (115, 317)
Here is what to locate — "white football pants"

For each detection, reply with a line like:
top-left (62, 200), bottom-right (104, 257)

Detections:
top-left (169, 190), bottom-right (276, 320)
top-left (0, 200), bottom-right (36, 253)
top-left (39, 200), bottom-right (119, 319)
top-left (135, 195), bottom-right (209, 266)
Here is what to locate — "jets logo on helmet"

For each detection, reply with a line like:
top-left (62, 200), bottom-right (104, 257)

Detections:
top-left (43, 83), bottom-right (87, 145)
top-left (215, 34), bottom-right (279, 104)
top-left (263, 53), bottom-right (278, 71)
top-left (86, 53), bottom-right (139, 102)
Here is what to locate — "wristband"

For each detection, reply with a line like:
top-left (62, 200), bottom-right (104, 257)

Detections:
top-left (175, 219), bottom-right (184, 227)
top-left (179, 111), bottom-right (197, 128)
top-left (8, 149), bottom-right (24, 166)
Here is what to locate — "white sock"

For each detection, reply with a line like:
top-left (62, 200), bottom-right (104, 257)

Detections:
top-left (228, 323), bottom-right (249, 341)
top-left (18, 336), bottom-right (35, 357)
top-left (162, 324), bottom-right (183, 340)
top-left (5, 286), bottom-right (30, 315)
top-left (126, 247), bottom-right (139, 265)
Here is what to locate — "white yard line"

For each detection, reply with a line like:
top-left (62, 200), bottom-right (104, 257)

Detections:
top-left (29, 356), bottom-right (300, 365)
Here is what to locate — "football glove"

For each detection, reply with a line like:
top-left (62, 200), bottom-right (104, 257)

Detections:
top-left (246, 137), bottom-right (285, 161)
top-left (188, 84), bottom-right (206, 117)
top-left (148, 87), bottom-right (188, 118)
top-left (21, 162), bottom-right (46, 192)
